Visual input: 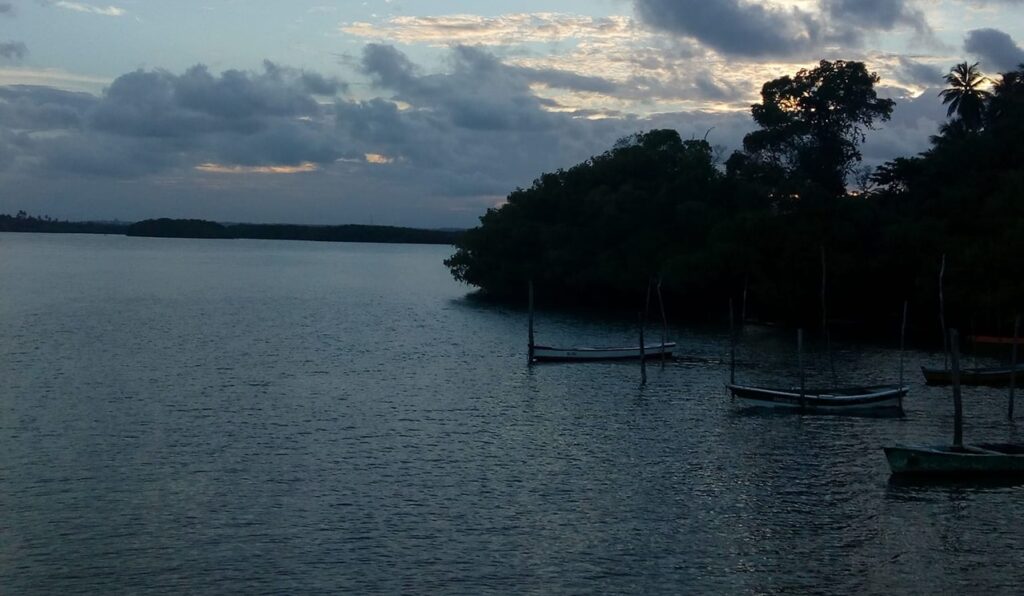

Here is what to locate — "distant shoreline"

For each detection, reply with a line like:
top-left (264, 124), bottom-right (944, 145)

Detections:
top-left (0, 213), bottom-right (464, 246)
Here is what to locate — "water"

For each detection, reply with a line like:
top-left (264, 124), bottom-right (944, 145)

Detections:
top-left (2, 232), bottom-right (1023, 594)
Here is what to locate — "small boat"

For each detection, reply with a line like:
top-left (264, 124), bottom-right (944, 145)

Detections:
top-left (884, 444), bottom-right (1024, 476)
top-left (967, 335), bottom-right (1024, 345)
top-left (531, 342), bottom-right (676, 363)
top-left (726, 383), bottom-right (906, 413)
top-left (921, 364), bottom-right (1024, 386)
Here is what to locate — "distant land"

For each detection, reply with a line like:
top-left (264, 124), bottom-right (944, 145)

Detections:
top-left (0, 212), bottom-right (463, 245)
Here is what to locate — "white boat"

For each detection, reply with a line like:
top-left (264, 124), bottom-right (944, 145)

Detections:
top-left (531, 342), bottom-right (676, 363)
top-left (726, 383), bottom-right (906, 414)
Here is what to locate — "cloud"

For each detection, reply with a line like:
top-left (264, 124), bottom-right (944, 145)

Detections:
top-left (195, 162), bottom-right (319, 175)
top-left (342, 13), bottom-right (635, 47)
top-left (0, 3), bottom-right (14, 16)
top-left (824, 0), bottom-right (930, 35)
top-left (52, 1), bottom-right (125, 16)
top-left (632, 0), bottom-right (827, 57)
top-left (894, 56), bottom-right (943, 86)
top-left (0, 42), bottom-right (27, 60)
top-left (631, 0), bottom-right (939, 57)
top-left (965, 28), bottom-right (1024, 72)
top-left (0, 62), bottom-right (348, 179)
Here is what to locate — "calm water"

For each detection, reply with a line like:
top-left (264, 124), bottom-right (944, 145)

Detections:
top-left (2, 232), bottom-right (1023, 594)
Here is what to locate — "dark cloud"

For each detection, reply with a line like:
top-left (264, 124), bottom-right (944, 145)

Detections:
top-left (824, 0), bottom-right (929, 35)
top-left (360, 44), bottom-right (559, 132)
top-left (0, 41), bottom-right (26, 59)
top-left (0, 85), bottom-right (95, 130)
top-left (632, 0), bottom-right (936, 57)
top-left (0, 62), bottom-right (349, 179)
top-left (894, 57), bottom-right (943, 86)
top-left (0, 3), bottom-right (13, 16)
top-left (965, 28), bottom-right (1024, 72)
top-left (632, 0), bottom-right (824, 57)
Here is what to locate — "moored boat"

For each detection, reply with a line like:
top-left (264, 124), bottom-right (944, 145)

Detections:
top-left (921, 364), bottom-right (1024, 386)
top-left (726, 383), bottom-right (906, 413)
top-left (531, 342), bottom-right (676, 363)
top-left (884, 444), bottom-right (1024, 476)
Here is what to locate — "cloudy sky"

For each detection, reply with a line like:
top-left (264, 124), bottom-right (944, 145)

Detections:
top-left (1, 1), bottom-right (1023, 227)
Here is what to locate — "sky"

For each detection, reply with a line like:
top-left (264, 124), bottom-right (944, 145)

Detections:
top-left (1, 1), bottom-right (1023, 228)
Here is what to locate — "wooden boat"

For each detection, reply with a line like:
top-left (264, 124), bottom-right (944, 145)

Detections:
top-left (921, 364), bottom-right (1024, 386)
top-left (531, 342), bottom-right (676, 363)
top-left (968, 335), bottom-right (1024, 345)
top-left (726, 383), bottom-right (906, 413)
top-left (884, 444), bottom-right (1024, 477)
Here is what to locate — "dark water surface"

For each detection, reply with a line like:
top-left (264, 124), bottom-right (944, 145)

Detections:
top-left (2, 233), bottom-right (1023, 594)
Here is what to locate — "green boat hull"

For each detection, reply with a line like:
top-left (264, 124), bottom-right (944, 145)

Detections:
top-left (885, 444), bottom-right (1024, 476)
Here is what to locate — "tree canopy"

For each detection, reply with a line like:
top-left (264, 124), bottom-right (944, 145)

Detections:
top-left (736, 60), bottom-right (894, 197)
top-left (446, 60), bottom-right (1024, 337)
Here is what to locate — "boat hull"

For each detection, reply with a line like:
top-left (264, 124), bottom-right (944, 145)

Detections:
top-left (921, 365), bottom-right (1024, 386)
top-left (532, 342), bottom-right (676, 362)
top-left (727, 384), bottom-right (906, 414)
top-left (885, 444), bottom-right (1024, 476)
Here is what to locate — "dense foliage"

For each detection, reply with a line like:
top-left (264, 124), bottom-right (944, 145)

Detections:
top-left (446, 60), bottom-right (1024, 337)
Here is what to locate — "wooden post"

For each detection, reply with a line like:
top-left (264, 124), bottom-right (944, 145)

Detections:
top-left (899, 300), bottom-right (908, 411)
top-left (950, 328), bottom-right (963, 448)
top-left (639, 312), bottom-right (647, 386)
top-left (939, 254), bottom-right (948, 370)
top-left (798, 328), bottom-right (806, 410)
top-left (741, 275), bottom-right (748, 323)
top-left (821, 245), bottom-right (836, 388)
top-left (1010, 314), bottom-right (1020, 420)
top-left (729, 298), bottom-right (736, 386)
top-left (656, 277), bottom-right (668, 366)
top-left (528, 280), bottom-right (535, 365)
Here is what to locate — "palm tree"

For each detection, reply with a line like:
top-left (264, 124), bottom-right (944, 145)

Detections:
top-left (939, 62), bottom-right (991, 131)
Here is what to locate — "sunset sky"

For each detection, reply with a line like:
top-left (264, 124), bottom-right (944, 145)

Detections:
top-left (2, 0), bottom-right (1023, 227)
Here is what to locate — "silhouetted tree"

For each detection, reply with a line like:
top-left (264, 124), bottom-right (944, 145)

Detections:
top-left (737, 60), bottom-right (895, 197)
top-left (939, 62), bottom-right (991, 131)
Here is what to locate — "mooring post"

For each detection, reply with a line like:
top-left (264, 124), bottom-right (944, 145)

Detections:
top-left (940, 254), bottom-right (949, 370)
top-left (899, 300), bottom-right (908, 410)
top-left (1010, 314), bottom-right (1020, 420)
top-left (798, 328), bottom-right (806, 411)
top-left (729, 298), bottom-right (736, 386)
top-left (528, 280), bottom-right (535, 366)
top-left (657, 277), bottom-right (668, 367)
top-left (950, 328), bottom-right (963, 448)
top-left (821, 245), bottom-right (836, 388)
top-left (639, 312), bottom-right (647, 386)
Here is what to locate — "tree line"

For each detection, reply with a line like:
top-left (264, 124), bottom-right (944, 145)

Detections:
top-left (445, 60), bottom-right (1024, 338)
top-left (1, 213), bottom-right (462, 246)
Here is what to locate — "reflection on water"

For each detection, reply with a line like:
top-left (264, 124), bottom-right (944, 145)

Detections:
top-left (1, 232), bottom-right (1023, 594)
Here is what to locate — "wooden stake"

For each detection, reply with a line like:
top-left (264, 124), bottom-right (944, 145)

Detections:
top-left (821, 245), bottom-right (836, 388)
top-left (1010, 314), bottom-right (1020, 420)
top-left (741, 275), bottom-right (748, 323)
top-left (899, 300), bottom-right (908, 411)
top-left (939, 254), bottom-right (949, 370)
top-left (798, 328), bottom-right (806, 410)
top-left (656, 277), bottom-right (668, 366)
top-left (729, 298), bottom-right (736, 386)
top-left (950, 328), bottom-right (963, 448)
top-left (528, 280), bottom-right (535, 365)
top-left (639, 312), bottom-right (647, 386)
